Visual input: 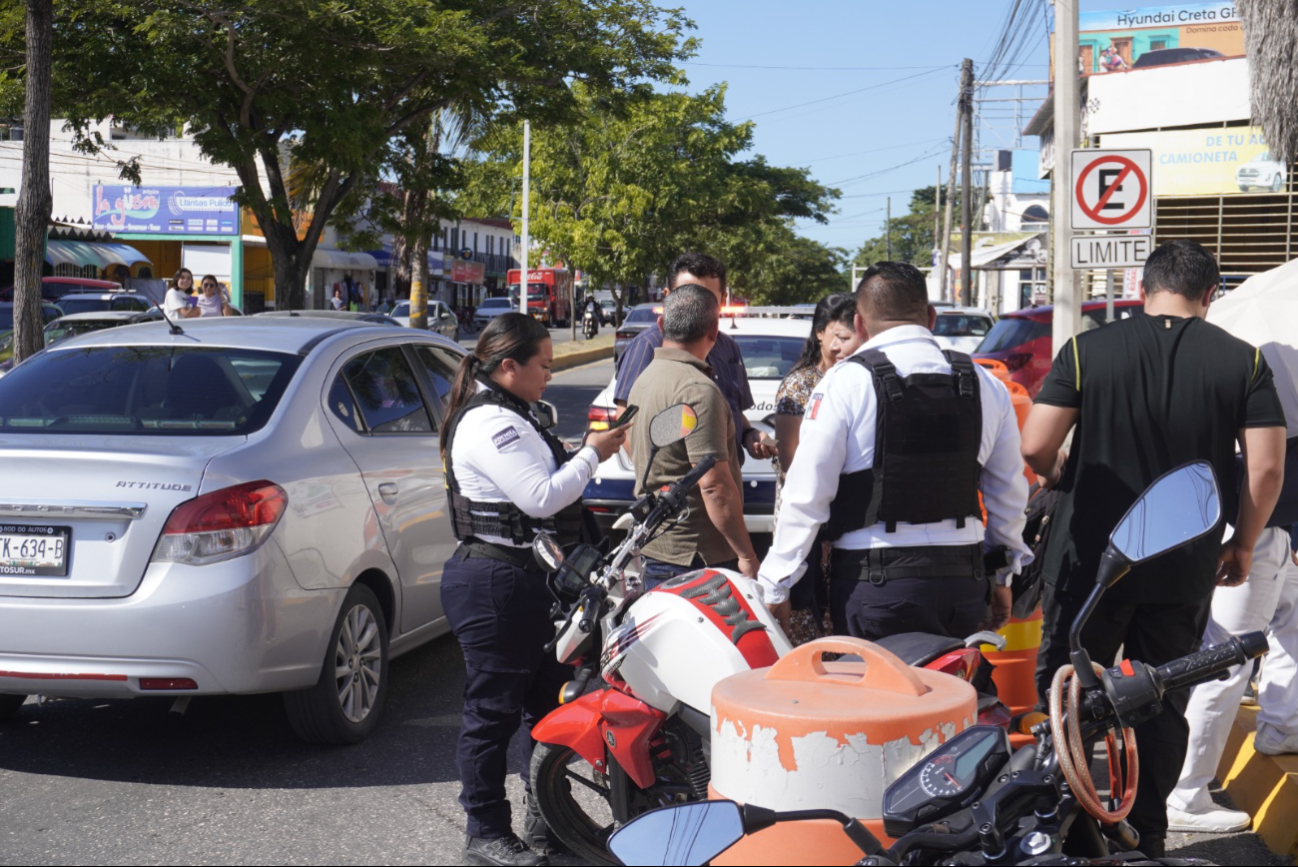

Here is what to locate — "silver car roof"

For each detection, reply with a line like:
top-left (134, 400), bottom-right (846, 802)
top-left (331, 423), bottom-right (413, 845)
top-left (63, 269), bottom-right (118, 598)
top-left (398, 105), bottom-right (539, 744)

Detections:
top-left (41, 316), bottom-right (460, 356)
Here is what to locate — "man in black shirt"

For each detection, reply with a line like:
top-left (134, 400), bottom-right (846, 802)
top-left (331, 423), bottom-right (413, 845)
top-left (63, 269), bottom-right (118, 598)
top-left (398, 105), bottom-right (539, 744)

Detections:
top-left (1022, 240), bottom-right (1286, 855)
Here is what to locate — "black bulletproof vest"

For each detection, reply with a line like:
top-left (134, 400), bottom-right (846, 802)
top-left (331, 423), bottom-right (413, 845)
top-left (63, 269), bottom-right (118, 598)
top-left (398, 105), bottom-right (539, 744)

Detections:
top-left (825, 347), bottom-right (984, 539)
top-left (442, 378), bottom-right (584, 546)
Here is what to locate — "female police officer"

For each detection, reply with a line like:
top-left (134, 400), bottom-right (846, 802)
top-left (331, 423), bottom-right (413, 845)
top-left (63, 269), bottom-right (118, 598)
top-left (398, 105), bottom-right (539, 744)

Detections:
top-left (439, 313), bottom-right (626, 867)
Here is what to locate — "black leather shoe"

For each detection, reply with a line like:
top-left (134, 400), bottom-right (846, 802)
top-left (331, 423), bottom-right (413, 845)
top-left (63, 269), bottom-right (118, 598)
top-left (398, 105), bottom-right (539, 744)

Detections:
top-left (521, 794), bottom-right (569, 856)
top-left (463, 833), bottom-right (547, 866)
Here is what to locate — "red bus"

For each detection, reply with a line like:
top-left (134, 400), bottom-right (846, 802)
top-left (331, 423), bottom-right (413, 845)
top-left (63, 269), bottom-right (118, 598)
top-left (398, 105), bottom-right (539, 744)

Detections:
top-left (507, 268), bottom-right (573, 327)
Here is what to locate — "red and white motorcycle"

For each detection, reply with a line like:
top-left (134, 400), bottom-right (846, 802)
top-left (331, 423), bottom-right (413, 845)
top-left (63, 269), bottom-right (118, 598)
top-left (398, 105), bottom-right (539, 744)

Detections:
top-left (528, 404), bottom-right (1007, 864)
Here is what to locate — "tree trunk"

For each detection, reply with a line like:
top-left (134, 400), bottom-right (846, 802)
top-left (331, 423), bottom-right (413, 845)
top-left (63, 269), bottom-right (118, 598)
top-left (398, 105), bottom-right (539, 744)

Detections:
top-left (13, 0), bottom-right (52, 363)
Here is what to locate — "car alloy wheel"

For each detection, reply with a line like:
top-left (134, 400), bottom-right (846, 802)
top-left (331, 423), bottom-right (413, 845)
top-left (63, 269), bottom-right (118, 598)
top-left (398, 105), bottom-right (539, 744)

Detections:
top-left (334, 604), bottom-right (382, 723)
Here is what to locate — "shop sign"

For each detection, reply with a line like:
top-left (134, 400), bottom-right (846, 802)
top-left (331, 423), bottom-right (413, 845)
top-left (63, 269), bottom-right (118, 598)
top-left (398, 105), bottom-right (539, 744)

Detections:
top-left (451, 259), bottom-right (485, 284)
top-left (93, 185), bottom-right (239, 235)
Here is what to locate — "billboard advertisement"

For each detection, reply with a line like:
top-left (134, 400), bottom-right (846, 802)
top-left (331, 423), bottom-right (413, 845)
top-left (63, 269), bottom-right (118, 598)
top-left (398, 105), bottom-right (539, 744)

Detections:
top-left (1102, 127), bottom-right (1286, 196)
top-left (92, 185), bottom-right (239, 235)
top-left (1055, 3), bottom-right (1245, 76)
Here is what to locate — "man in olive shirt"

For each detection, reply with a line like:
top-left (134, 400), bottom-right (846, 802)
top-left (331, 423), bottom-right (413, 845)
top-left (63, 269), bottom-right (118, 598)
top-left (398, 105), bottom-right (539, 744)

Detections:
top-left (629, 284), bottom-right (757, 588)
top-left (1022, 240), bottom-right (1287, 855)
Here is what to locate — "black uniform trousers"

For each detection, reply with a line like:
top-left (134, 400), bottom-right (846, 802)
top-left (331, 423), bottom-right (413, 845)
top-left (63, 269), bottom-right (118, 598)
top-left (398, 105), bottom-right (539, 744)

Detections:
top-left (829, 545), bottom-right (989, 641)
top-left (441, 547), bottom-right (572, 840)
top-left (1036, 582), bottom-right (1213, 850)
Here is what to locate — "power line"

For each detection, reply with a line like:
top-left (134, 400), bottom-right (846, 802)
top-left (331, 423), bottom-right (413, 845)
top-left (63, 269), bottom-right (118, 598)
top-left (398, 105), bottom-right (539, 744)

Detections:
top-left (685, 61), bottom-right (955, 72)
top-left (799, 137), bottom-right (949, 165)
top-left (735, 67), bottom-right (955, 121)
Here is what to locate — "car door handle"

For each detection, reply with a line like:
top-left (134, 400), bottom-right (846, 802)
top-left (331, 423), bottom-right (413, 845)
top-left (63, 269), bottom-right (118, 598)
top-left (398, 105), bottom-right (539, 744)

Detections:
top-left (378, 482), bottom-right (399, 502)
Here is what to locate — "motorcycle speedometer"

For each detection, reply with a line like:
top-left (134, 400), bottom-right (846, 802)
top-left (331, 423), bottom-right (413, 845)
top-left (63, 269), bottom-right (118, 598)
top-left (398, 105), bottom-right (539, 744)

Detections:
top-left (882, 726), bottom-right (1010, 838)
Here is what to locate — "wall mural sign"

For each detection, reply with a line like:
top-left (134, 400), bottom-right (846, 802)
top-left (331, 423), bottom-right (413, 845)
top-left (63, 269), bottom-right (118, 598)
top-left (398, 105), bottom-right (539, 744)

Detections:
top-left (93, 185), bottom-right (239, 235)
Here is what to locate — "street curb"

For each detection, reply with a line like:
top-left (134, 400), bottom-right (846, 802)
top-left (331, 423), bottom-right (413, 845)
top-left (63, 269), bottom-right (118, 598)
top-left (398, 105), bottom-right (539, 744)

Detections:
top-left (1217, 705), bottom-right (1298, 860)
top-left (552, 343), bottom-right (613, 372)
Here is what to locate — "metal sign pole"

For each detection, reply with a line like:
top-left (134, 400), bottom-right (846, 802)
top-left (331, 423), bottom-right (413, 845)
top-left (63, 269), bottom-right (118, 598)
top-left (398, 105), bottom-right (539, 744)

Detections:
top-left (520, 120), bottom-right (530, 317)
top-left (1052, 0), bottom-right (1082, 349)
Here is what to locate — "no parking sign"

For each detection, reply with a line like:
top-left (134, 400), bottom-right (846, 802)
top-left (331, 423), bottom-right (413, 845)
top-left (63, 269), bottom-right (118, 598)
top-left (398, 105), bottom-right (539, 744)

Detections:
top-left (1071, 150), bottom-right (1152, 231)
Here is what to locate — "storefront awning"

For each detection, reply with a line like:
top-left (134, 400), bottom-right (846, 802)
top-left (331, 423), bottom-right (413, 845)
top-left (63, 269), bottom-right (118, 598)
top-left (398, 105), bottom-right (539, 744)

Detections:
top-left (46, 239), bottom-right (152, 269)
top-left (365, 247), bottom-right (444, 273)
top-left (312, 248), bottom-right (378, 271)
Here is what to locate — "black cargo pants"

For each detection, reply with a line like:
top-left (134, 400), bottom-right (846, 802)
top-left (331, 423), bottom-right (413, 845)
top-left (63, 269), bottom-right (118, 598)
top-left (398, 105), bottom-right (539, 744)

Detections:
top-left (829, 544), bottom-right (989, 641)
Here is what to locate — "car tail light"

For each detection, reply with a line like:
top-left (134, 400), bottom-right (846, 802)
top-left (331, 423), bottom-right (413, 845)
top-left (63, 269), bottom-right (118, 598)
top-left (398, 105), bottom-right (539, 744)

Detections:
top-left (152, 480), bottom-right (288, 566)
top-left (616, 330), bottom-right (635, 340)
top-left (1004, 352), bottom-right (1034, 372)
top-left (588, 406), bottom-right (613, 432)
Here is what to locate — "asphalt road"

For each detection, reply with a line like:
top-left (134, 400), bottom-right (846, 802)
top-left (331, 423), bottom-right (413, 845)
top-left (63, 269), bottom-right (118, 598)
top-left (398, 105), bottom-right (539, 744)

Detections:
top-left (458, 324), bottom-right (593, 352)
top-left (0, 364), bottom-right (1284, 866)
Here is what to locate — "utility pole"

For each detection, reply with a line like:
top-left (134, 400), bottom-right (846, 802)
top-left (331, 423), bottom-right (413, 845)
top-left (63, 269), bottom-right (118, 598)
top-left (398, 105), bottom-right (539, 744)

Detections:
top-left (520, 120), bottom-right (530, 317)
top-left (933, 166), bottom-right (941, 272)
top-left (1051, 0), bottom-right (1081, 348)
top-left (959, 58), bottom-right (974, 307)
top-left (939, 88), bottom-right (963, 303)
top-left (886, 197), bottom-right (893, 260)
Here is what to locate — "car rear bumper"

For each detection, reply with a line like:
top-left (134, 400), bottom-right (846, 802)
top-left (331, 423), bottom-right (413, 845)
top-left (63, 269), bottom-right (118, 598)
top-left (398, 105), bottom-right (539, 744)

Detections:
top-left (0, 541), bottom-right (342, 698)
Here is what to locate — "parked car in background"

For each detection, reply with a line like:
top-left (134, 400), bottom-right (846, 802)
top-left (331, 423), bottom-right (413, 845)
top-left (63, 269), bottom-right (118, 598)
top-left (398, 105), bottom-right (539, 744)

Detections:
top-left (613, 302), bottom-right (660, 363)
top-left (598, 298), bottom-right (619, 326)
top-left (54, 292), bottom-right (152, 315)
top-left (389, 299), bottom-right (460, 340)
top-left (0, 311), bottom-right (146, 377)
top-left (472, 296), bottom-right (516, 331)
top-left (1131, 47), bottom-right (1225, 69)
top-left (585, 313), bottom-right (811, 538)
top-left (0, 277), bottom-right (121, 303)
top-left (973, 299), bottom-right (1143, 396)
top-left (0, 302), bottom-right (66, 368)
top-left (1237, 152), bottom-right (1288, 193)
top-left (0, 317), bottom-right (470, 744)
top-left (932, 306), bottom-right (995, 353)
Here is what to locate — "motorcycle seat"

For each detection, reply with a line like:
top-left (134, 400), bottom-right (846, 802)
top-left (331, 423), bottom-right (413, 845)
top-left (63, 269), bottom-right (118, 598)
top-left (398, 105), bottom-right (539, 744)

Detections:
top-left (871, 632), bottom-right (966, 668)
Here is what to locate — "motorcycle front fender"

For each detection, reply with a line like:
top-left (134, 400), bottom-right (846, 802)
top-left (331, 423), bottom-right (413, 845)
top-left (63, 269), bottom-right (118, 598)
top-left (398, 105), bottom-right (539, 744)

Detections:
top-left (531, 688), bottom-right (668, 790)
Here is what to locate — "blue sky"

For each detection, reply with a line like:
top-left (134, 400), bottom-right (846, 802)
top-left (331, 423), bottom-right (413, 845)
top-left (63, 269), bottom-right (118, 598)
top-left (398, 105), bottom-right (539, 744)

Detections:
top-left (676, 0), bottom-right (1120, 253)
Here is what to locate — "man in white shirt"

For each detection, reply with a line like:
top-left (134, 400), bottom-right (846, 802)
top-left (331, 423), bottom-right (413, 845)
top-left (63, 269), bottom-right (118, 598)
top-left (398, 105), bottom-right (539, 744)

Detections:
top-left (758, 262), bottom-right (1032, 640)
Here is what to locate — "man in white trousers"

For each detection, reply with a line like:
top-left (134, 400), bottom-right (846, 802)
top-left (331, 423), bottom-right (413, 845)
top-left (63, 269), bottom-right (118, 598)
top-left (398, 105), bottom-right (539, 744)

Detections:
top-left (1167, 523), bottom-right (1298, 831)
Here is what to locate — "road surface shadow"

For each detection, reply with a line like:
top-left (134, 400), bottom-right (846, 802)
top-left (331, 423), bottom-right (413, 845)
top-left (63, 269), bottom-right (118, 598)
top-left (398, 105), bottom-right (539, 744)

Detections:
top-left (0, 635), bottom-right (497, 791)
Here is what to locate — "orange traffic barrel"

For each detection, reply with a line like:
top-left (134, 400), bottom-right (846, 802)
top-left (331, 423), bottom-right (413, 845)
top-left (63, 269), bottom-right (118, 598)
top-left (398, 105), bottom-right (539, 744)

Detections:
top-left (982, 604), bottom-right (1044, 747)
top-left (708, 638), bottom-right (976, 866)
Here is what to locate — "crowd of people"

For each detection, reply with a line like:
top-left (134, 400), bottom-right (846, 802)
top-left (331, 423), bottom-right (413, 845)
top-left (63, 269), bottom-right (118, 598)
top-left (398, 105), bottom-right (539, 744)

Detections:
top-left (437, 244), bottom-right (1297, 866)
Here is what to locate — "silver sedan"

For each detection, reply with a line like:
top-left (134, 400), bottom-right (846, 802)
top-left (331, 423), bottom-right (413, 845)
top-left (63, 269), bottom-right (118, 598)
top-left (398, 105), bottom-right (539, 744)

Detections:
top-left (0, 317), bottom-right (466, 743)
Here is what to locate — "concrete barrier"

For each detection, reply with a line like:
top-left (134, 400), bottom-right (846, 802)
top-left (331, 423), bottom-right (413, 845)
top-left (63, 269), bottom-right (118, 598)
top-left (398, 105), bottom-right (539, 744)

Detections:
top-left (1217, 706), bottom-right (1298, 860)
top-left (552, 336), bottom-right (614, 372)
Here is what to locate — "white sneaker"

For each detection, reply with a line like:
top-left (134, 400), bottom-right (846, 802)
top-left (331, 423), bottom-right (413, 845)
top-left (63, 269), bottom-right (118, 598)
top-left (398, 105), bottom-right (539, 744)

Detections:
top-left (1167, 805), bottom-right (1252, 833)
top-left (1254, 727), bottom-right (1298, 756)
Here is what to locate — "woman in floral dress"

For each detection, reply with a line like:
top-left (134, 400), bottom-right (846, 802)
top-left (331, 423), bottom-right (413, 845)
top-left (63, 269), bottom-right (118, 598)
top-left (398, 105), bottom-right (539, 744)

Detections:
top-left (773, 293), bottom-right (865, 644)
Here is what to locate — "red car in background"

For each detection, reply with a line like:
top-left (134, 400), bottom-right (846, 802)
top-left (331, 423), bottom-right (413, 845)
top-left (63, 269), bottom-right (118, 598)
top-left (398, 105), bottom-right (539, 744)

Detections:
top-left (973, 299), bottom-right (1144, 397)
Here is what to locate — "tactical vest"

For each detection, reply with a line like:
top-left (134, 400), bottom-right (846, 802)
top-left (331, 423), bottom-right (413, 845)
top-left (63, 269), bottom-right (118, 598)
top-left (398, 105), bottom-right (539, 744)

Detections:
top-left (824, 347), bottom-right (984, 540)
top-left (443, 379), bottom-right (584, 547)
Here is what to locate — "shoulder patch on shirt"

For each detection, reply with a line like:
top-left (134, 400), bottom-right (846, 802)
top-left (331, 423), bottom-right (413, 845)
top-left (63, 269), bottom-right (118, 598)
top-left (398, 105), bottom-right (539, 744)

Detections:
top-left (807, 392), bottom-right (824, 420)
top-left (491, 427), bottom-right (522, 451)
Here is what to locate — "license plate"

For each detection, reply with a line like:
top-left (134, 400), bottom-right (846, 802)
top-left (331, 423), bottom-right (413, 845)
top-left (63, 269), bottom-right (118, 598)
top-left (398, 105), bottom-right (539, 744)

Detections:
top-left (0, 525), bottom-right (71, 577)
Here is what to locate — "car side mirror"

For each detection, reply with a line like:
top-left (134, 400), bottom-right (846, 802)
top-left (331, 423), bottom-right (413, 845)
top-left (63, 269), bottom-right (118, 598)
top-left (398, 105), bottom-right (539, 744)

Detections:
top-left (534, 400), bottom-right (558, 431)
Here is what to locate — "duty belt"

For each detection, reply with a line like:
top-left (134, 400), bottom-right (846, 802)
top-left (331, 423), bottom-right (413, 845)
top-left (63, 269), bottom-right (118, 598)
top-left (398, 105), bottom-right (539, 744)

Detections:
top-left (461, 539), bottom-right (544, 573)
top-left (834, 544), bottom-right (984, 586)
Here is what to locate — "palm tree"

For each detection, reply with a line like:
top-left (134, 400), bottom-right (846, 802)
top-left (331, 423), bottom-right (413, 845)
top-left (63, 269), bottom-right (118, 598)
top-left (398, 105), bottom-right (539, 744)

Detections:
top-left (1238, 1), bottom-right (1298, 162)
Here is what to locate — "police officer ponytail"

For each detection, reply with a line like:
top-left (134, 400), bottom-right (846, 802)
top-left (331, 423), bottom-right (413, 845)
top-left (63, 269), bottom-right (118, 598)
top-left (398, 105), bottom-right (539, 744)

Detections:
top-left (440, 312), bottom-right (551, 456)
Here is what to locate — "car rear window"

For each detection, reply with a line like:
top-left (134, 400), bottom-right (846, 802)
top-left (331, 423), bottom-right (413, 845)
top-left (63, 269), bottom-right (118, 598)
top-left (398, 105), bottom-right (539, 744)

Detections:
top-left (0, 305), bottom-right (61, 330)
top-left (976, 317), bottom-right (1050, 353)
top-left (56, 297), bottom-right (114, 315)
top-left (625, 307), bottom-right (657, 325)
top-left (933, 314), bottom-right (992, 337)
top-left (733, 335), bottom-right (806, 380)
top-left (0, 346), bottom-right (300, 434)
top-left (44, 319), bottom-right (123, 345)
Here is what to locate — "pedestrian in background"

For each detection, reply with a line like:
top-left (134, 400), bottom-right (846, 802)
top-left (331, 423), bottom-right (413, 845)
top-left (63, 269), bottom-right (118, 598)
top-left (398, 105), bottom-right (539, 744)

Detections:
top-left (1021, 239), bottom-right (1287, 856)
top-left (628, 284), bottom-right (757, 588)
top-left (772, 292), bottom-right (864, 643)
top-left (759, 262), bottom-right (1029, 641)
top-left (194, 275), bottom-right (234, 317)
top-left (164, 268), bottom-right (200, 320)
top-left (438, 313), bottom-right (627, 866)
top-left (615, 252), bottom-right (776, 464)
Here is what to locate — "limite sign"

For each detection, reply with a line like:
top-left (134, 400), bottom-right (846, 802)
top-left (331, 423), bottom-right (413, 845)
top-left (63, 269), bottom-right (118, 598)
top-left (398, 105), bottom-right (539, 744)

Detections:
top-left (1071, 150), bottom-right (1153, 230)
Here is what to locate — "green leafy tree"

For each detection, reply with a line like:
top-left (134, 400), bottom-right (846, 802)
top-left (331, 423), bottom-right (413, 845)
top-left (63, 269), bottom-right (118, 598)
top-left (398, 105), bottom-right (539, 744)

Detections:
top-left (851, 185), bottom-right (960, 269)
top-left (2, 0), bottom-right (691, 308)
top-left (460, 84), bottom-right (838, 313)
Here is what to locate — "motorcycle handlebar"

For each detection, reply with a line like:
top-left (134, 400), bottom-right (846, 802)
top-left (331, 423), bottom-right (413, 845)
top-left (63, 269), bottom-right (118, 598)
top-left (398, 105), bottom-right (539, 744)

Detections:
top-left (643, 454), bottom-right (717, 533)
top-left (1155, 631), bottom-right (1268, 694)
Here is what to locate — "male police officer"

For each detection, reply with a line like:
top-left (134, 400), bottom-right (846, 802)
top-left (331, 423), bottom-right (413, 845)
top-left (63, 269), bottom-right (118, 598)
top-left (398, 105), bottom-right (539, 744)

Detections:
top-left (758, 262), bottom-right (1031, 640)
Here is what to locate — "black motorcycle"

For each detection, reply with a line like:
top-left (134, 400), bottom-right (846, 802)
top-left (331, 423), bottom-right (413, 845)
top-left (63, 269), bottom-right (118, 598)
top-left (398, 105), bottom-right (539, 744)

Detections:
top-left (605, 460), bottom-right (1265, 867)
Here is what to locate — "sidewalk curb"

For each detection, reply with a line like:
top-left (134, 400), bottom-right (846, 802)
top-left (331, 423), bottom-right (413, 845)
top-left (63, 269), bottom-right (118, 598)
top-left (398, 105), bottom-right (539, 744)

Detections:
top-left (1217, 705), bottom-right (1298, 860)
top-left (552, 343), bottom-right (613, 372)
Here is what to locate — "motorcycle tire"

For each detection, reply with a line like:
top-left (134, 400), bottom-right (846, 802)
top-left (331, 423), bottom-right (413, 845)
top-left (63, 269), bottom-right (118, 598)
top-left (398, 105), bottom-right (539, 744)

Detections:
top-left (530, 742), bottom-right (670, 866)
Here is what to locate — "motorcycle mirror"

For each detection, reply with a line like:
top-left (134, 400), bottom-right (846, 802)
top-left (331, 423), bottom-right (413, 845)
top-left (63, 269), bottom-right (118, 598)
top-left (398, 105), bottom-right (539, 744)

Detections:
top-left (533, 400), bottom-right (559, 431)
top-left (649, 403), bottom-right (698, 449)
top-left (1106, 460), bottom-right (1220, 574)
top-left (532, 534), bottom-right (564, 572)
top-left (607, 801), bottom-right (745, 867)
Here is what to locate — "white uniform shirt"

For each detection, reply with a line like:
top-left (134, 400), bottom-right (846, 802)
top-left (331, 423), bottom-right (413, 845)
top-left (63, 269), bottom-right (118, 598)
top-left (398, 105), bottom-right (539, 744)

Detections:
top-left (164, 288), bottom-right (191, 316)
top-left (450, 387), bottom-right (600, 548)
top-left (758, 324), bottom-right (1033, 604)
